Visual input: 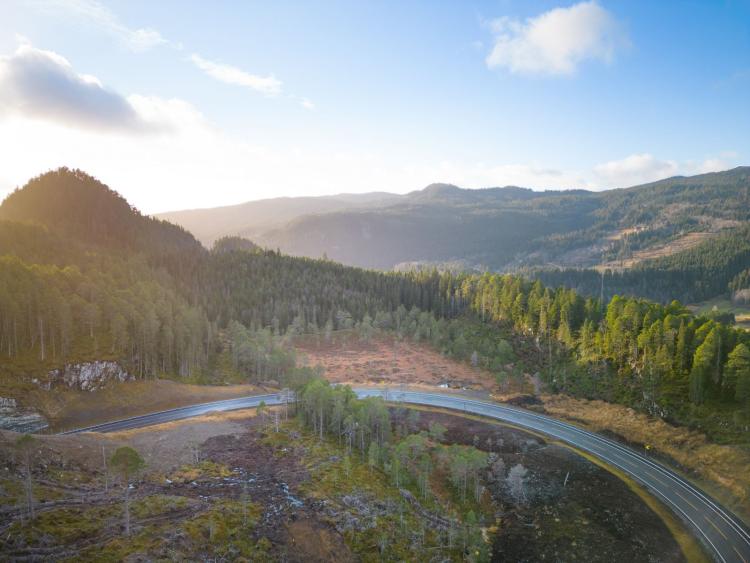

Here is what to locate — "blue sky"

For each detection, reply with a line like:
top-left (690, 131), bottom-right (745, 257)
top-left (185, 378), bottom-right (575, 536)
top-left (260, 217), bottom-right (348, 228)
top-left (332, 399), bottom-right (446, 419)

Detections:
top-left (1, 0), bottom-right (748, 212)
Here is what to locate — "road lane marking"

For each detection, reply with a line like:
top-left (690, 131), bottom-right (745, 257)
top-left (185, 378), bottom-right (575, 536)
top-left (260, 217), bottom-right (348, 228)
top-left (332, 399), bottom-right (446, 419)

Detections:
top-left (705, 515), bottom-right (729, 540)
top-left (674, 490), bottom-right (699, 511)
top-left (734, 545), bottom-right (748, 563)
top-left (648, 473), bottom-right (671, 488)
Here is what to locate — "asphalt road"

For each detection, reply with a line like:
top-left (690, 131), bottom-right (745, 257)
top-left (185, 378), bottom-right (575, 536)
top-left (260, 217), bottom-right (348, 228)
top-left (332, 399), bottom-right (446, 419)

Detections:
top-left (64, 388), bottom-right (750, 563)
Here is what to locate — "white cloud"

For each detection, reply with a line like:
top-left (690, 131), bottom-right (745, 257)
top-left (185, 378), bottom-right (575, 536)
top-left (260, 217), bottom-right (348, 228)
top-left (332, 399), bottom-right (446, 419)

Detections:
top-left (190, 54), bottom-right (282, 96)
top-left (28, 3), bottom-right (308, 104)
top-left (694, 158), bottom-right (724, 174)
top-left (0, 43), bottom-right (334, 213)
top-left (299, 97), bottom-right (315, 110)
top-left (593, 153), bottom-right (739, 188)
top-left (0, 42), bottom-right (148, 132)
top-left (35, 0), bottom-right (169, 52)
top-left (486, 1), bottom-right (628, 75)
top-left (686, 151), bottom-right (740, 174)
top-left (594, 154), bottom-right (678, 187)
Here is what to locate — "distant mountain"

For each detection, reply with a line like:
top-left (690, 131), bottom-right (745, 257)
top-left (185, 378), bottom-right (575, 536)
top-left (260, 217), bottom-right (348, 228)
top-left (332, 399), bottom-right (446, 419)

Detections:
top-left (156, 191), bottom-right (401, 246)
top-left (159, 168), bottom-right (750, 276)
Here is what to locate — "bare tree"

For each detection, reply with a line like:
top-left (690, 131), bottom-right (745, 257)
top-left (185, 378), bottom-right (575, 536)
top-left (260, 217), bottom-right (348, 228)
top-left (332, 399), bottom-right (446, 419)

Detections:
top-left (280, 388), bottom-right (293, 420)
top-left (110, 446), bottom-right (145, 536)
top-left (15, 434), bottom-right (37, 521)
top-left (102, 445), bottom-right (109, 493)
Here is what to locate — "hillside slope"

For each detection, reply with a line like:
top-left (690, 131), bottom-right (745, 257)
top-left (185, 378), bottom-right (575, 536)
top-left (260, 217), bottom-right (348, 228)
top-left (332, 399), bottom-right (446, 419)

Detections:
top-left (158, 168), bottom-right (750, 278)
top-left (156, 191), bottom-right (401, 246)
top-left (2, 167), bottom-right (749, 451)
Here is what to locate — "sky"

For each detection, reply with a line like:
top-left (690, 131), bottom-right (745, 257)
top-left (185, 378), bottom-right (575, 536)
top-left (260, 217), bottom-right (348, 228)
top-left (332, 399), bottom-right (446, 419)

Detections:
top-left (0, 0), bottom-right (749, 213)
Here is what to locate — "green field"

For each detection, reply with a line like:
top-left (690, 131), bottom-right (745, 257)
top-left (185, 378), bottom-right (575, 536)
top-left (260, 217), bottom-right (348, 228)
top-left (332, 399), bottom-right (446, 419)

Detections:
top-left (689, 297), bottom-right (750, 330)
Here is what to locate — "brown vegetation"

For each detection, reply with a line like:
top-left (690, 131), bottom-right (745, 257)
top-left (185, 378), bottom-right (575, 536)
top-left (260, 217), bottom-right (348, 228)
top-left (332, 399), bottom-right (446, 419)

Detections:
top-left (295, 333), bottom-right (495, 390)
top-left (31, 380), bottom-right (263, 432)
top-left (539, 394), bottom-right (750, 524)
top-left (597, 232), bottom-right (714, 270)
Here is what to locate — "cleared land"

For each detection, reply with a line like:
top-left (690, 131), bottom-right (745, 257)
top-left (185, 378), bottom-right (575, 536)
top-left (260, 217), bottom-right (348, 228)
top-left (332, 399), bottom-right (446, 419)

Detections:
top-left (295, 333), bottom-right (495, 391)
top-left (688, 297), bottom-right (750, 330)
top-left (0, 406), bottom-right (688, 561)
top-left (597, 232), bottom-right (714, 271)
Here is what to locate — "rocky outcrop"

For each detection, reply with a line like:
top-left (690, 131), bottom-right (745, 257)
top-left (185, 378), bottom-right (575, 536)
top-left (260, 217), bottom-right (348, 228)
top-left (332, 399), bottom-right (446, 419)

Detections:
top-left (0, 397), bottom-right (48, 433)
top-left (43, 361), bottom-right (133, 392)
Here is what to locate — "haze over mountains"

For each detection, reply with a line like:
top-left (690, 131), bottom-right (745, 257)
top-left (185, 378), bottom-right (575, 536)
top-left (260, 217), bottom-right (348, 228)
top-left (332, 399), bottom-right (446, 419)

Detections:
top-left (158, 167), bottom-right (750, 273)
top-left (158, 191), bottom-right (402, 248)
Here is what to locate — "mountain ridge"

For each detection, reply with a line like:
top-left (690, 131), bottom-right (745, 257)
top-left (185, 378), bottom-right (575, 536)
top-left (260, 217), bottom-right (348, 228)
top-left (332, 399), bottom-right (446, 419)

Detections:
top-left (154, 166), bottom-right (750, 304)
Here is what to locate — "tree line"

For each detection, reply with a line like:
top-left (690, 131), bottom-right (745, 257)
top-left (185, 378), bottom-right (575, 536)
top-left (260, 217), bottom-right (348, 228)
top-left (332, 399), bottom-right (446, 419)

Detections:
top-left (536, 225), bottom-right (750, 305)
top-left (2, 168), bottom-right (749, 440)
top-left (294, 378), bottom-right (490, 559)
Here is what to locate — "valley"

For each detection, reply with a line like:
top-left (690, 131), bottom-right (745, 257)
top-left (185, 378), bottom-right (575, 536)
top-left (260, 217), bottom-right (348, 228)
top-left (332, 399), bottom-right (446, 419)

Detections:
top-left (2, 4), bottom-right (749, 561)
top-left (1, 169), bottom-right (749, 563)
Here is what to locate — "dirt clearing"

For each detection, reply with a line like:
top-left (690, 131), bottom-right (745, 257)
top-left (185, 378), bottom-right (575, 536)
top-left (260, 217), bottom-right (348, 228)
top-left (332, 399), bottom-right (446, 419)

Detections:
top-left (295, 333), bottom-right (496, 390)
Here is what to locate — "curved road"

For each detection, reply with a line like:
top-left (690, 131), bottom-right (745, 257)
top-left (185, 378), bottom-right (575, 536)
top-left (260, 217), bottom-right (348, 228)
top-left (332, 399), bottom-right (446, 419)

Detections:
top-left (64, 388), bottom-right (750, 563)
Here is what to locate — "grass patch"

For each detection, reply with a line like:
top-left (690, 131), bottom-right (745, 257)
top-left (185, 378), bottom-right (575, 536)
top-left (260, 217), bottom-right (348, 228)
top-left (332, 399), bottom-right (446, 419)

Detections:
top-left (182, 498), bottom-right (267, 559)
top-left (131, 494), bottom-right (192, 519)
top-left (168, 460), bottom-right (231, 483)
top-left (47, 467), bottom-right (97, 487)
top-left (541, 394), bottom-right (750, 524)
top-left (0, 477), bottom-right (67, 504)
top-left (74, 524), bottom-right (170, 562)
top-left (11, 505), bottom-right (117, 545)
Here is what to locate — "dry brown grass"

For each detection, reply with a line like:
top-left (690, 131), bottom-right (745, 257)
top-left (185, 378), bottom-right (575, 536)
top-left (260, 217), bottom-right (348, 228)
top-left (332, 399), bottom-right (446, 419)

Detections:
top-left (33, 379), bottom-right (263, 432)
top-left (295, 332), bottom-right (495, 390)
top-left (540, 394), bottom-right (750, 523)
top-left (597, 232), bottom-right (714, 271)
top-left (0, 408), bottom-right (263, 475)
top-left (102, 408), bottom-right (291, 472)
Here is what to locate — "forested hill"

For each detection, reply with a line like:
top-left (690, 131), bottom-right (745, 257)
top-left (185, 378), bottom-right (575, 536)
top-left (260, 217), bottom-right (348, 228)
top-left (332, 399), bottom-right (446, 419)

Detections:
top-left (2, 168), bottom-right (749, 443)
top-left (0, 168), bottom-right (440, 382)
top-left (0, 168), bottom-right (203, 261)
top-left (536, 224), bottom-right (750, 305)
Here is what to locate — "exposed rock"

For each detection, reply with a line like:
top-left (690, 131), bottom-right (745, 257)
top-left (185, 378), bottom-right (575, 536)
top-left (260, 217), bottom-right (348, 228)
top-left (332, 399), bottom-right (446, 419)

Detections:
top-left (44, 361), bottom-right (133, 391)
top-left (325, 491), bottom-right (389, 532)
top-left (0, 396), bottom-right (48, 433)
top-left (0, 397), bottom-right (17, 409)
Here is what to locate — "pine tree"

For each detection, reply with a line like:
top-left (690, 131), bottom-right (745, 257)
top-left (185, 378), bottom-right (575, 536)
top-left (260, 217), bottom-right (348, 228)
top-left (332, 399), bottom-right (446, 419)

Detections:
top-left (727, 343), bottom-right (750, 407)
top-left (689, 328), bottom-right (720, 404)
